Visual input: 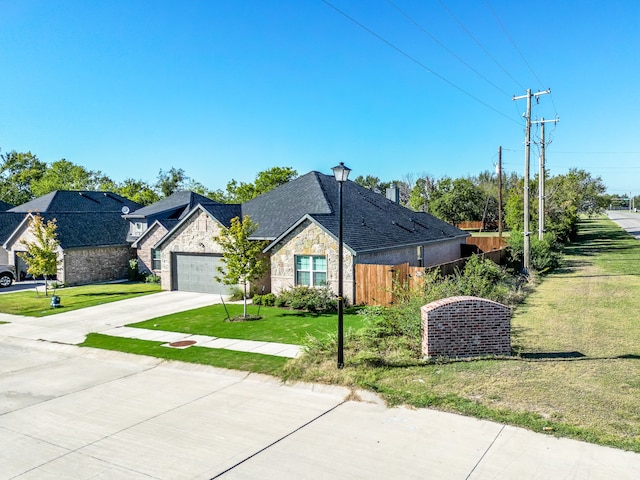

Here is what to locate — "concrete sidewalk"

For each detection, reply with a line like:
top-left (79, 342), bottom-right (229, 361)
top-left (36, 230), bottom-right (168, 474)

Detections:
top-left (1, 338), bottom-right (638, 479)
top-left (100, 325), bottom-right (302, 358)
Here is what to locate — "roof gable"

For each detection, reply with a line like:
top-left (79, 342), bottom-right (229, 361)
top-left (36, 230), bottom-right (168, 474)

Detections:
top-left (9, 191), bottom-right (141, 213)
top-left (125, 191), bottom-right (219, 219)
top-left (241, 171), bottom-right (332, 238)
top-left (0, 212), bottom-right (24, 244)
top-left (154, 203), bottom-right (242, 250)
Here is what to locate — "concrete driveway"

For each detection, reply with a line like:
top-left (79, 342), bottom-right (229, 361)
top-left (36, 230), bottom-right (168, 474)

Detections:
top-left (0, 290), bottom-right (223, 345)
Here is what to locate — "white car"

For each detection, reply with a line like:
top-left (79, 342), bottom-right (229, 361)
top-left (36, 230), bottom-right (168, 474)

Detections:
top-left (0, 265), bottom-right (16, 288)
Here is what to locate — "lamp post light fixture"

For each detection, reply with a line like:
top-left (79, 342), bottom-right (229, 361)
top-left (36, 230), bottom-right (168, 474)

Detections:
top-left (332, 162), bottom-right (351, 369)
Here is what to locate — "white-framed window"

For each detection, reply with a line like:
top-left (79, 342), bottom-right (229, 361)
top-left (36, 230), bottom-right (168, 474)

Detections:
top-left (295, 255), bottom-right (327, 287)
top-left (151, 249), bottom-right (161, 270)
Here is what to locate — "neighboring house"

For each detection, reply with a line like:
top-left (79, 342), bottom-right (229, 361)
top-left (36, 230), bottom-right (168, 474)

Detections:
top-left (123, 191), bottom-right (220, 275)
top-left (149, 171), bottom-right (469, 303)
top-left (0, 213), bottom-right (22, 264)
top-left (3, 191), bottom-right (141, 285)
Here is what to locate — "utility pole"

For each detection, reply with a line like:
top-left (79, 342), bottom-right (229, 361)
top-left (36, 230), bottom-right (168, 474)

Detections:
top-left (497, 146), bottom-right (503, 238)
top-left (513, 88), bottom-right (550, 272)
top-left (532, 117), bottom-right (560, 240)
top-left (539, 120), bottom-right (545, 240)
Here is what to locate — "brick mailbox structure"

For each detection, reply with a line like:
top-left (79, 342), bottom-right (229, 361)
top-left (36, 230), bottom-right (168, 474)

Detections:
top-left (421, 296), bottom-right (511, 358)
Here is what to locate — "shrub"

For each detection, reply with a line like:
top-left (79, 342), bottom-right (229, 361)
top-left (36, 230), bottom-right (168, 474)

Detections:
top-left (228, 286), bottom-right (244, 301)
top-left (275, 286), bottom-right (340, 313)
top-left (452, 254), bottom-right (511, 303)
top-left (508, 232), bottom-right (563, 273)
top-left (252, 292), bottom-right (276, 306)
top-left (145, 274), bottom-right (160, 284)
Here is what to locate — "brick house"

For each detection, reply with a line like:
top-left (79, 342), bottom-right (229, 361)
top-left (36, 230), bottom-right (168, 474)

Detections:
top-left (123, 191), bottom-right (217, 275)
top-left (145, 171), bottom-right (469, 302)
top-left (1, 191), bottom-right (141, 285)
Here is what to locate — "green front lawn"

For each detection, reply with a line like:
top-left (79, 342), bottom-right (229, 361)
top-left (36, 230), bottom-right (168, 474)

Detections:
top-left (0, 282), bottom-right (161, 317)
top-left (130, 303), bottom-right (366, 344)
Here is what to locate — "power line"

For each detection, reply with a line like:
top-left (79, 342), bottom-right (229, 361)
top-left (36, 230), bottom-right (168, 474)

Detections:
top-left (321, 0), bottom-right (522, 126)
top-left (484, 0), bottom-right (546, 89)
top-left (385, 0), bottom-right (511, 97)
top-left (437, 0), bottom-right (525, 91)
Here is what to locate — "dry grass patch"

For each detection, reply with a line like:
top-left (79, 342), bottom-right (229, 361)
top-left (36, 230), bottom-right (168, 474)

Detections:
top-left (285, 217), bottom-right (640, 451)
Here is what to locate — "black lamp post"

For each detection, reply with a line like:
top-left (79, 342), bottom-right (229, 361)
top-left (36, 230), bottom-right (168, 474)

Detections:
top-left (332, 162), bottom-right (351, 369)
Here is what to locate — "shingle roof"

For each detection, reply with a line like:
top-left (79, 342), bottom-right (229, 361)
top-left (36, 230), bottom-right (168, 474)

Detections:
top-left (201, 203), bottom-right (242, 228)
top-left (242, 171), bottom-right (332, 238)
top-left (9, 191), bottom-right (141, 213)
top-left (0, 213), bottom-right (23, 244)
top-left (125, 191), bottom-right (218, 219)
top-left (249, 171), bottom-right (468, 254)
top-left (0, 200), bottom-right (13, 211)
top-left (34, 212), bottom-right (131, 249)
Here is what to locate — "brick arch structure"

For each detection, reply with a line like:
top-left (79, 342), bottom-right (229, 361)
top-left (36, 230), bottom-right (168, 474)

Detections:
top-left (421, 296), bottom-right (511, 358)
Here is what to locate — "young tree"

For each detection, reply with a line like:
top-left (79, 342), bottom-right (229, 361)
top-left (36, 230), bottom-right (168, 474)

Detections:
top-left (18, 214), bottom-right (60, 296)
top-left (214, 216), bottom-right (269, 318)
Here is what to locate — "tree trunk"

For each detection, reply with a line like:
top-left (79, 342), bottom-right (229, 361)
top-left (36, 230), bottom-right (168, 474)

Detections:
top-left (243, 282), bottom-right (248, 318)
top-left (44, 275), bottom-right (49, 297)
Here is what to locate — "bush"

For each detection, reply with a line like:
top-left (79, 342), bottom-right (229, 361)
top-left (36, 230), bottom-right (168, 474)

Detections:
top-left (275, 286), bottom-right (340, 313)
top-left (127, 259), bottom-right (143, 281)
top-left (145, 274), bottom-right (160, 284)
top-left (253, 292), bottom-right (276, 306)
top-left (508, 232), bottom-right (563, 273)
top-left (452, 254), bottom-right (511, 303)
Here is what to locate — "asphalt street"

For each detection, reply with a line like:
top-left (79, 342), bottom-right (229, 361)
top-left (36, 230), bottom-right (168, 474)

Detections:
top-left (607, 210), bottom-right (640, 239)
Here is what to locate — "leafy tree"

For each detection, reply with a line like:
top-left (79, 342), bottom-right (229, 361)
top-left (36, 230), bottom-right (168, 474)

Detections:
top-left (156, 167), bottom-right (188, 197)
top-left (215, 166), bottom-right (298, 203)
top-left (253, 166), bottom-right (297, 196)
top-left (31, 159), bottom-right (114, 197)
top-left (214, 216), bottom-right (269, 318)
top-left (0, 150), bottom-right (47, 205)
top-left (18, 214), bottom-right (60, 296)
top-left (115, 178), bottom-right (160, 206)
top-left (354, 175), bottom-right (390, 193)
top-left (409, 175), bottom-right (436, 212)
top-left (430, 178), bottom-right (484, 225)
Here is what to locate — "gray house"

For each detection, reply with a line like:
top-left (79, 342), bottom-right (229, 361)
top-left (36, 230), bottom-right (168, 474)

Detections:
top-left (143, 171), bottom-right (469, 302)
top-left (2, 191), bottom-right (141, 285)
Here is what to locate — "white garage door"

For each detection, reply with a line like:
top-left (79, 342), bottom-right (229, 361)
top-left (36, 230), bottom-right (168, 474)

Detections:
top-left (172, 253), bottom-right (231, 294)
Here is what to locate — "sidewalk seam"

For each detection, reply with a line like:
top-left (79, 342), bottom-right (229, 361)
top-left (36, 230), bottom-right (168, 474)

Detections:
top-left (465, 424), bottom-right (505, 479)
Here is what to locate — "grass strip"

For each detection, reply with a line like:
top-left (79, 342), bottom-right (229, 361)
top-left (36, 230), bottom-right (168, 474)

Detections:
top-left (82, 333), bottom-right (288, 376)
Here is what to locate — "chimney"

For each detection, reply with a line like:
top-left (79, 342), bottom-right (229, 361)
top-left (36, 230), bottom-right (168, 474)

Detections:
top-left (385, 184), bottom-right (400, 203)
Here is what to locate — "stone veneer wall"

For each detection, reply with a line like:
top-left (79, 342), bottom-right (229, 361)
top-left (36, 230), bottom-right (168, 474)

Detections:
top-left (269, 220), bottom-right (354, 301)
top-left (159, 210), bottom-right (225, 291)
top-left (135, 224), bottom-right (168, 275)
top-left (63, 246), bottom-right (135, 285)
top-left (421, 296), bottom-right (510, 358)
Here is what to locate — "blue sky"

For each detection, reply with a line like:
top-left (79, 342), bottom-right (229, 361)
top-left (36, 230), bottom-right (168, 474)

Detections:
top-left (1, 0), bottom-right (638, 195)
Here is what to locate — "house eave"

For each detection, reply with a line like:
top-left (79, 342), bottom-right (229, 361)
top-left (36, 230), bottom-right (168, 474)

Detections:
top-left (354, 234), bottom-right (470, 255)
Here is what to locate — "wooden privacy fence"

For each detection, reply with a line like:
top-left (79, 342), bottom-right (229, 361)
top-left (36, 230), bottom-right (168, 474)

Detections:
top-left (355, 247), bottom-right (508, 306)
